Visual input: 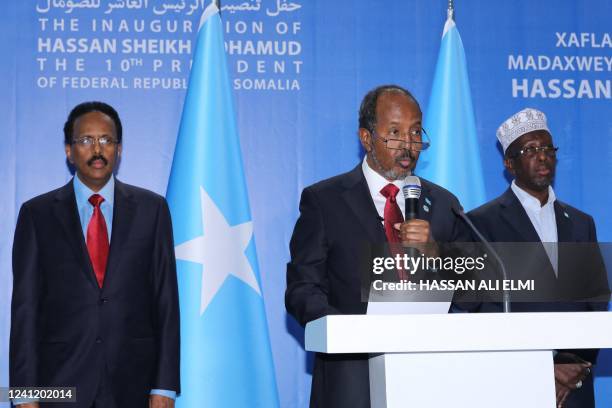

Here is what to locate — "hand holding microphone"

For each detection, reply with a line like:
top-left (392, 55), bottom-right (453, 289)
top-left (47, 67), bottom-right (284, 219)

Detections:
top-left (396, 219), bottom-right (433, 245)
top-left (394, 176), bottom-right (436, 255)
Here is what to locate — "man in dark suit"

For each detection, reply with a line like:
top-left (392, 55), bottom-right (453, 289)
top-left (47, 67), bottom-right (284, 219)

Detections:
top-left (10, 102), bottom-right (180, 408)
top-left (467, 108), bottom-right (609, 408)
top-left (285, 85), bottom-right (470, 407)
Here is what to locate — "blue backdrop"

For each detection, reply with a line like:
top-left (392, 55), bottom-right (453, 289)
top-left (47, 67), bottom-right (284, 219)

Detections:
top-left (1, 1), bottom-right (611, 406)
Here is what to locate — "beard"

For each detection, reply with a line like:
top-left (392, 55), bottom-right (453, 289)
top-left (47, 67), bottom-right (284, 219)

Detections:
top-left (530, 173), bottom-right (554, 190)
top-left (369, 147), bottom-right (413, 181)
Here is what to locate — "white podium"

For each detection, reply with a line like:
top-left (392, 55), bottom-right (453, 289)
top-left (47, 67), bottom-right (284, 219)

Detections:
top-left (305, 312), bottom-right (612, 408)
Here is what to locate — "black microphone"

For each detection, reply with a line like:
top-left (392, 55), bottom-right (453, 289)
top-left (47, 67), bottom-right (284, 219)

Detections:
top-left (451, 206), bottom-right (511, 313)
top-left (401, 176), bottom-right (422, 261)
top-left (402, 175), bottom-right (422, 220)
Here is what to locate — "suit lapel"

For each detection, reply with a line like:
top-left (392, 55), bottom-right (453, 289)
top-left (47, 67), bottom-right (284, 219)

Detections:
top-left (341, 165), bottom-right (386, 243)
top-left (499, 188), bottom-right (541, 242)
top-left (554, 202), bottom-right (573, 243)
top-left (53, 181), bottom-right (99, 290)
top-left (500, 188), bottom-right (558, 281)
top-left (104, 180), bottom-right (137, 290)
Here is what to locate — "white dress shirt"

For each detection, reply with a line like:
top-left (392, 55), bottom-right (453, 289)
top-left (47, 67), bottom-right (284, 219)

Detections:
top-left (511, 180), bottom-right (558, 275)
top-left (362, 158), bottom-right (408, 222)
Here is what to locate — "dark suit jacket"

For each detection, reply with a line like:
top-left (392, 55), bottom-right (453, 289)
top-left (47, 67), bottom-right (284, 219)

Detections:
top-left (10, 179), bottom-right (180, 407)
top-left (285, 164), bottom-right (469, 408)
top-left (467, 187), bottom-right (610, 407)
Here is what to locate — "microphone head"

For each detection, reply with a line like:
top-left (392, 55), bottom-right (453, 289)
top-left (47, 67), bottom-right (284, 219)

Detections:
top-left (402, 176), bottom-right (422, 200)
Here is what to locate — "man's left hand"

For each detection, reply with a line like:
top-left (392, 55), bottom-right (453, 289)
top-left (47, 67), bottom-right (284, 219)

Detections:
top-left (554, 362), bottom-right (591, 390)
top-left (554, 352), bottom-right (592, 390)
top-left (149, 395), bottom-right (174, 408)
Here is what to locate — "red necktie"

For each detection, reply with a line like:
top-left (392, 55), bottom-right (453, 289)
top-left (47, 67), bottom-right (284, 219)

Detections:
top-left (87, 194), bottom-right (109, 288)
top-left (381, 184), bottom-right (404, 243)
top-left (380, 184), bottom-right (406, 279)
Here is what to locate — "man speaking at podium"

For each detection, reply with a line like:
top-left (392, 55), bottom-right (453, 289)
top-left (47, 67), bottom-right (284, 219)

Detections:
top-left (468, 108), bottom-right (608, 408)
top-left (10, 102), bottom-right (180, 407)
top-left (285, 85), bottom-right (470, 407)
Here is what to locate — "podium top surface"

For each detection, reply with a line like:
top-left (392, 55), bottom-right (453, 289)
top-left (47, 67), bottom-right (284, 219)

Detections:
top-left (305, 312), bottom-right (612, 353)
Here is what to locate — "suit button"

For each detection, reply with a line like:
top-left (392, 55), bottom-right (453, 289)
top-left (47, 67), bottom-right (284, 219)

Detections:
top-left (96, 338), bottom-right (102, 344)
top-left (98, 298), bottom-right (108, 305)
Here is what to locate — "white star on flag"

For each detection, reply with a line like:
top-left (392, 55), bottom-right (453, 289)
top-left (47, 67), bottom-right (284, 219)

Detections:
top-left (175, 186), bottom-right (261, 315)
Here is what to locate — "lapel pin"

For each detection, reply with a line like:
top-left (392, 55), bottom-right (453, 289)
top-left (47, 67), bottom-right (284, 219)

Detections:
top-left (423, 204), bottom-right (430, 213)
top-left (564, 211), bottom-right (569, 219)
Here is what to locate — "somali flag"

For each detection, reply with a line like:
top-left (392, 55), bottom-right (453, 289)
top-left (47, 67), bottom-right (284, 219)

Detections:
top-left (418, 15), bottom-right (486, 211)
top-left (166, 3), bottom-right (280, 407)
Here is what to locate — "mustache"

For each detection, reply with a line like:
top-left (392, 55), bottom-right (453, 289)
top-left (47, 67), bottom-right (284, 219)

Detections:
top-left (395, 150), bottom-right (416, 163)
top-left (537, 163), bottom-right (554, 170)
top-left (87, 155), bottom-right (108, 166)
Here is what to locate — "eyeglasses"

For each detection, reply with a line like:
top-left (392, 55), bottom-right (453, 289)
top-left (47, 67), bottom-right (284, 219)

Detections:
top-left (71, 136), bottom-right (118, 147)
top-left (511, 145), bottom-right (558, 159)
top-left (372, 128), bottom-right (431, 152)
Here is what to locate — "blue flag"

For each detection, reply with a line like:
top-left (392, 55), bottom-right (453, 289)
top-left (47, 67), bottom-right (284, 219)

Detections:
top-left (418, 16), bottom-right (486, 211)
top-left (166, 3), bottom-right (280, 407)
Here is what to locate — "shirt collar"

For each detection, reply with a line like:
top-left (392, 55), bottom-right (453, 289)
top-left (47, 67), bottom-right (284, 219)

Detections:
top-left (511, 179), bottom-right (556, 211)
top-left (73, 174), bottom-right (115, 208)
top-left (362, 156), bottom-right (407, 198)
